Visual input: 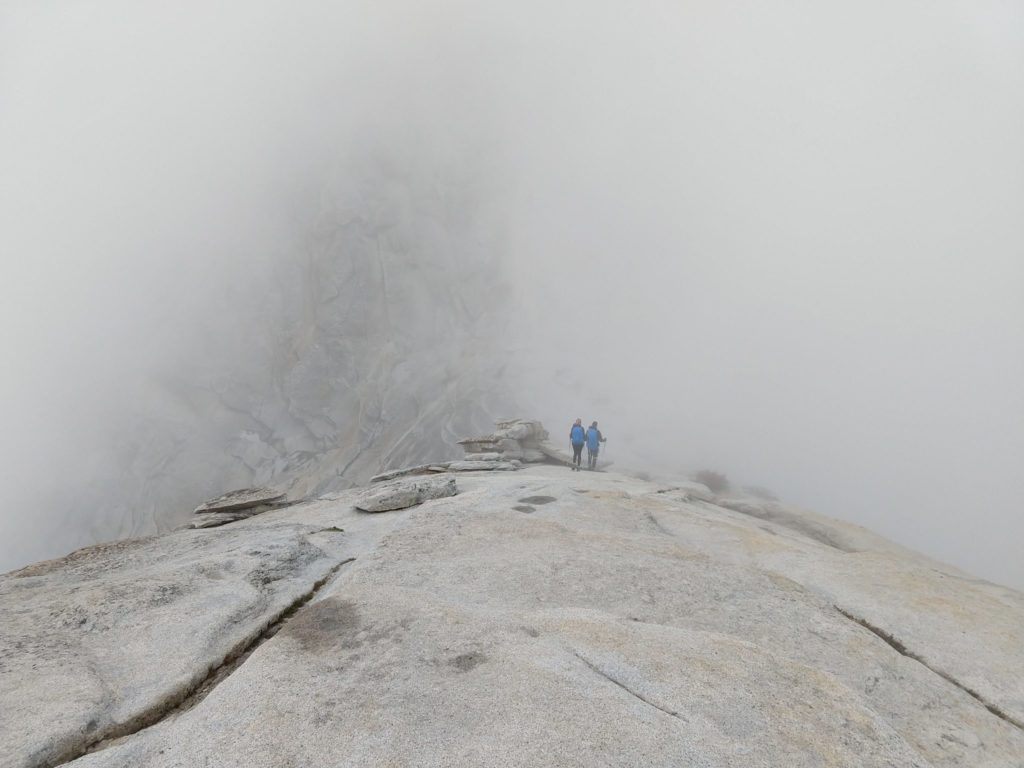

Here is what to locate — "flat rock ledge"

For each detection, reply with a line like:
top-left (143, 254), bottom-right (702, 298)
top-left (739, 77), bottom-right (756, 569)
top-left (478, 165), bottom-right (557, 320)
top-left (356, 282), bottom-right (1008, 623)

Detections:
top-left (187, 487), bottom-right (291, 529)
top-left (193, 487), bottom-right (285, 513)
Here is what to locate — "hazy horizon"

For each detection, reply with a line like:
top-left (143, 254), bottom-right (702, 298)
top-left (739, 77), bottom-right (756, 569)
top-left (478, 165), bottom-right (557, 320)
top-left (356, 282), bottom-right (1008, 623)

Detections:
top-left (2, 1), bottom-right (1022, 588)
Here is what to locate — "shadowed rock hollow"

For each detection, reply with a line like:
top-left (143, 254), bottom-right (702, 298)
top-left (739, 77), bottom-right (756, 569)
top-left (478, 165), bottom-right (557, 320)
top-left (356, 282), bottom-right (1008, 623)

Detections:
top-left (2, 464), bottom-right (1022, 768)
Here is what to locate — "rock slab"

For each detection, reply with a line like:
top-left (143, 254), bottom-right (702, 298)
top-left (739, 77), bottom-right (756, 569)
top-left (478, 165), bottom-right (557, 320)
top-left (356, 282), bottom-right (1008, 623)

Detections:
top-left (354, 476), bottom-right (458, 513)
top-left (193, 487), bottom-right (286, 514)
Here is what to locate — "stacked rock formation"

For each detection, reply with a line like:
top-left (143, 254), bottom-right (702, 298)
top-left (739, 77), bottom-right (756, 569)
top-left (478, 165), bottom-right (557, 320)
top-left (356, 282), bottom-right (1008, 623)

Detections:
top-left (457, 418), bottom-right (551, 464)
top-left (368, 419), bottom-right (555, 482)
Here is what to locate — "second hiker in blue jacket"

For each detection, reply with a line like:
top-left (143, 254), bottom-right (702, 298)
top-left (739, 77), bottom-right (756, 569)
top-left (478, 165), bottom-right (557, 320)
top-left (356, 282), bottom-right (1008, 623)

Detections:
top-left (569, 418), bottom-right (586, 471)
top-left (586, 421), bottom-right (606, 470)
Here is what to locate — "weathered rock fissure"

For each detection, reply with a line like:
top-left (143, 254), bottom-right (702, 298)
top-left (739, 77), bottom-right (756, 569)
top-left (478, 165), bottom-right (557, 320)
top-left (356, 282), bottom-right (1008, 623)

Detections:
top-left (833, 606), bottom-right (1024, 733)
top-left (574, 652), bottom-right (684, 722)
top-left (45, 557), bottom-right (357, 768)
top-left (644, 511), bottom-right (673, 537)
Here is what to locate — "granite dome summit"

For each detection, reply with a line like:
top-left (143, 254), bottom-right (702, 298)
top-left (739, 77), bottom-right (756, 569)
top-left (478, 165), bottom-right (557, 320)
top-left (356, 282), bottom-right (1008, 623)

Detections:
top-left (2, 453), bottom-right (1022, 768)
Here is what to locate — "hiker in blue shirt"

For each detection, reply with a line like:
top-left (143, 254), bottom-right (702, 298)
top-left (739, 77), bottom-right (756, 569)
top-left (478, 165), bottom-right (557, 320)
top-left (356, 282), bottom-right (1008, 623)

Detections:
top-left (569, 418), bottom-right (586, 471)
top-left (586, 421), bottom-right (606, 470)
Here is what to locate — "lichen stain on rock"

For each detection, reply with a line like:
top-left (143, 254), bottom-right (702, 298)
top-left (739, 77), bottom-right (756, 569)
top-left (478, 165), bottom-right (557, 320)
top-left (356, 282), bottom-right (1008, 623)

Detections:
top-left (449, 651), bottom-right (487, 673)
top-left (518, 496), bottom-right (556, 505)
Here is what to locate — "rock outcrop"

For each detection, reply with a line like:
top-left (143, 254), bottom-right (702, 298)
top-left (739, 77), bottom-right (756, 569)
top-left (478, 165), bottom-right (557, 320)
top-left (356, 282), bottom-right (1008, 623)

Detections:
top-left (2, 465), bottom-right (1022, 768)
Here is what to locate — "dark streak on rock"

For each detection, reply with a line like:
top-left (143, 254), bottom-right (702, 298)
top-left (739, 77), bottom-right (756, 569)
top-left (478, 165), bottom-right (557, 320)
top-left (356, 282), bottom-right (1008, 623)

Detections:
top-left (573, 652), bottom-right (684, 722)
top-left (833, 605), bottom-right (1024, 733)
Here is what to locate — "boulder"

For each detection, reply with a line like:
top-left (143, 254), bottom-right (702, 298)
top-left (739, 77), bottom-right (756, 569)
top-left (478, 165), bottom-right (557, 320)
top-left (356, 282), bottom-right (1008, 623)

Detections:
top-left (354, 476), bottom-right (458, 513)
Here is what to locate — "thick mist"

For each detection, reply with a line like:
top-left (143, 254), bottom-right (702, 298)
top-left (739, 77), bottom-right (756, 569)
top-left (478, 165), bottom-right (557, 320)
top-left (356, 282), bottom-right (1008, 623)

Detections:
top-left (2, 1), bottom-right (1022, 587)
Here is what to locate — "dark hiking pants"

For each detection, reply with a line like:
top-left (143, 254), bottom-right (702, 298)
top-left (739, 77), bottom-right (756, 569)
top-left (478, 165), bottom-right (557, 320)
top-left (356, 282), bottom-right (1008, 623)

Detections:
top-left (587, 446), bottom-right (599, 469)
top-left (572, 443), bottom-right (584, 467)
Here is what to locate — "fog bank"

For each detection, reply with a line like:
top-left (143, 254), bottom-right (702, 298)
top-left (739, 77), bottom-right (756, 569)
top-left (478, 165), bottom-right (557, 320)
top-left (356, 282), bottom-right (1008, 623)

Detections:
top-left (1, 1), bottom-right (1022, 587)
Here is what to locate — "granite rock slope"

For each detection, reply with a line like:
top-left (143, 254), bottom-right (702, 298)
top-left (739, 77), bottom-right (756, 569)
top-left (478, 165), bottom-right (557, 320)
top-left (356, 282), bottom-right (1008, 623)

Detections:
top-left (2, 466), bottom-right (1021, 768)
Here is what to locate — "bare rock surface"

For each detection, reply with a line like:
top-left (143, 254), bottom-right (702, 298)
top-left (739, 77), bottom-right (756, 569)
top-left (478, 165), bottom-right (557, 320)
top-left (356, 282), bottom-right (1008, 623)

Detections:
top-left (354, 476), bottom-right (458, 513)
top-left (3, 466), bottom-right (1023, 768)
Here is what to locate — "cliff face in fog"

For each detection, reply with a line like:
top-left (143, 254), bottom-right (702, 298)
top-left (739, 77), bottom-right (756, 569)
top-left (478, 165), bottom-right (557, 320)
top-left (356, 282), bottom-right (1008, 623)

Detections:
top-left (73, 159), bottom-right (514, 541)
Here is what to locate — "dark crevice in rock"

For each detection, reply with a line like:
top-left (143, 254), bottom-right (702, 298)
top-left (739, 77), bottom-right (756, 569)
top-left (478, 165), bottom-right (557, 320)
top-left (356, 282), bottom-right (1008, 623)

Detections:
top-left (833, 606), bottom-right (1024, 733)
top-left (573, 652), bottom-right (684, 723)
top-left (45, 557), bottom-right (357, 768)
